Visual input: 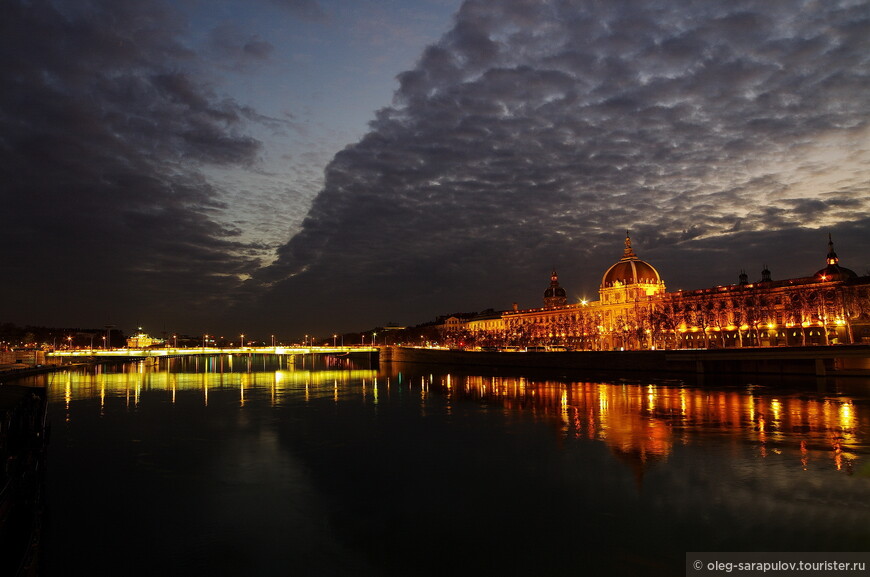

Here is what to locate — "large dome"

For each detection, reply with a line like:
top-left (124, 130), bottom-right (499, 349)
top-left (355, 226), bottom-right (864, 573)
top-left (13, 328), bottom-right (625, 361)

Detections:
top-left (601, 234), bottom-right (662, 288)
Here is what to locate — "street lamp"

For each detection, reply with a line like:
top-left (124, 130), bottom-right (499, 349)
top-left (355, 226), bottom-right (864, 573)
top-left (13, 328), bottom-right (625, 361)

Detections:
top-left (240, 334), bottom-right (245, 348)
top-left (203, 334), bottom-right (208, 349)
top-left (271, 334), bottom-right (275, 347)
top-left (373, 332), bottom-right (378, 346)
top-left (333, 334), bottom-right (337, 347)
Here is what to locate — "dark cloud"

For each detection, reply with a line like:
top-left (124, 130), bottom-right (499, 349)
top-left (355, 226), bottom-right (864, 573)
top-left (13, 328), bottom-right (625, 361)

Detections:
top-left (0, 0), bottom-right (264, 330)
top-left (257, 0), bottom-right (870, 333)
top-left (3, 0), bottom-right (867, 338)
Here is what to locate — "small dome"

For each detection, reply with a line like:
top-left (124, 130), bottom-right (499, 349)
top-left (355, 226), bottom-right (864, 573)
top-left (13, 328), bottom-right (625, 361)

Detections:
top-left (544, 270), bottom-right (568, 307)
top-left (601, 233), bottom-right (662, 287)
top-left (815, 264), bottom-right (857, 282)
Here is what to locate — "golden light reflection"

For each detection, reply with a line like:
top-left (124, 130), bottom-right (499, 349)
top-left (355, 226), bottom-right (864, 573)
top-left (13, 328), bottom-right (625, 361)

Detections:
top-left (430, 375), bottom-right (867, 476)
top-left (771, 399), bottom-right (782, 424)
top-left (839, 402), bottom-right (854, 430)
top-left (47, 365), bottom-right (377, 408)
top-left (64, 377), bottom-right (71, 422)
top-left (44, 365), bottom-right (867, 476)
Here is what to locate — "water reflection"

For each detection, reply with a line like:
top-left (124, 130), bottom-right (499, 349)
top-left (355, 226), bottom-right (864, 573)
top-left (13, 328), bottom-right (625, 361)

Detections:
top-left (46, 360), bottom-right (377, 410)
top-left (426, 374), bottom-right (866, 476)
top-left (25, 361), bottom-right (870, 575)
top-left (45, 363), bottom-right (868, 477)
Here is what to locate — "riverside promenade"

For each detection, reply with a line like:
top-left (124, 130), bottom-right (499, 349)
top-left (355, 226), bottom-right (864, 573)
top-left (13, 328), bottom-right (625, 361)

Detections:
top-left (381, 345), bottom-right (870, 377)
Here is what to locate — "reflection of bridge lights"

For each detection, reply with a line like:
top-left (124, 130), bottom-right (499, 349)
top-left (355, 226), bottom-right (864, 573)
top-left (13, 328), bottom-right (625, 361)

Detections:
top-left (770, 399), bottom-right (782, 423)
top-left (839, 402), bottom-right (854, 430)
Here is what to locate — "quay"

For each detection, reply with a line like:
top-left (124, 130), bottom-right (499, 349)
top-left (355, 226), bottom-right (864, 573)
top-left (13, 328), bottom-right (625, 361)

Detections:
top-left (380, 344), bottom-right (870, 377)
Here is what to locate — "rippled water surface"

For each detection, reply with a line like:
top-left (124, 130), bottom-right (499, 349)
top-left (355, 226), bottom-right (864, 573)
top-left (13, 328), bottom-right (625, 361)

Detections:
top-left (21, 357), bottom-right (870, 575)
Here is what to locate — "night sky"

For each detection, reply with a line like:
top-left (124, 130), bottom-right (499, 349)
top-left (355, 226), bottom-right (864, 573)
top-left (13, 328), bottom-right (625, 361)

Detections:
top-left (2, 0), bottom-right (868, 340)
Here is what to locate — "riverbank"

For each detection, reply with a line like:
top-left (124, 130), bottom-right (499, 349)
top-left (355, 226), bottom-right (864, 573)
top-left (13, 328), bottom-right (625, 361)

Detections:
top-left (0, 362), bottom-right (90, 383)
top-left (381, 345), bottom-right (870, 377)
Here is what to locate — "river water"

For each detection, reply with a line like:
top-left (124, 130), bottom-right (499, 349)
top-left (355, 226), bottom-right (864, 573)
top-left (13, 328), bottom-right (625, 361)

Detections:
top-left (15, 356), bottom-right (870, 575)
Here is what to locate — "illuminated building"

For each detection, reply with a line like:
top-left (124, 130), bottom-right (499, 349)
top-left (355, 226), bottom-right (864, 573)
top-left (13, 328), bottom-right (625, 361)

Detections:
top-left (126, 330), bottom-right (163, 348)
top-left (499, 233), bottom-right (870, 350)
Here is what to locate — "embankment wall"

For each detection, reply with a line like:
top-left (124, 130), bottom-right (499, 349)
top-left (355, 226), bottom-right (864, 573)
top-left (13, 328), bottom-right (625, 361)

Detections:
top-left (380, 345), bottom-right (870, 377)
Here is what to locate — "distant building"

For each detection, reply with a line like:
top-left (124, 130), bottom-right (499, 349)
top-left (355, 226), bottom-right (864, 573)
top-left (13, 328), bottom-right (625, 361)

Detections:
top-left (126, 330), bottom-right (163, 348)
top-left (465, 310), bottom-right (505, 340)
top-left (490, 233), bottom-right (870, 350)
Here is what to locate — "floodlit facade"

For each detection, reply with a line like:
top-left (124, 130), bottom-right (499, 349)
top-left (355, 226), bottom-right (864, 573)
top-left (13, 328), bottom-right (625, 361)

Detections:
top-left (464, 233), bottom-right (870, 350)
top-left (126, 331), bottom-right (164, 348)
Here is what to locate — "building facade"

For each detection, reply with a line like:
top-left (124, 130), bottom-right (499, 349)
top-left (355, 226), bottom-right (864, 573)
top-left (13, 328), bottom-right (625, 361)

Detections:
top-left (126, 330), bottom-right (163, 348)
top-left (486, 233), bottom-right (870, 350)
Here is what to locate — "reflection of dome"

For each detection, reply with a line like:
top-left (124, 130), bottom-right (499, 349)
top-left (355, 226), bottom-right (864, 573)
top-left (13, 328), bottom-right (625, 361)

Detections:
top-left (601, 233), bottom-right (662, 288)
top-left (815, 235), bottom-right (857, 282)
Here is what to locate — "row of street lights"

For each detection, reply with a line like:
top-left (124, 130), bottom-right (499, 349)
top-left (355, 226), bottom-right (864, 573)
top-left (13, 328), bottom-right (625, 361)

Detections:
top-left (194, 332), bottom-right (377, 348)
top-left (53, 330), bottom-right (382, 351)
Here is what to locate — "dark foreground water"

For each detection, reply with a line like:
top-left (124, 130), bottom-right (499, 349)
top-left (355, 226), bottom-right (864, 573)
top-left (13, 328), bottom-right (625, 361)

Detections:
top-left (17, 357), bottom-right (870, 575)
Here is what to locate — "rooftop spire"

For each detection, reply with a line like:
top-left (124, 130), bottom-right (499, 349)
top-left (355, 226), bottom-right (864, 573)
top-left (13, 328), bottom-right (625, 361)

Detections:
top-left (622, 230), bottom-right (637, 260)
top-left (827, 233), bottom-right (839, 265)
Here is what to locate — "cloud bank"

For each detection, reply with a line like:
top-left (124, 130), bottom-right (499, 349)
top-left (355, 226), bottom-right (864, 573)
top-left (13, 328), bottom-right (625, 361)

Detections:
top-left (0, 0), bottom-right (284, 327)
top-left (258, 0), bottom-right (870, 333)
top-left (3, 0), bottom-right (867, 337)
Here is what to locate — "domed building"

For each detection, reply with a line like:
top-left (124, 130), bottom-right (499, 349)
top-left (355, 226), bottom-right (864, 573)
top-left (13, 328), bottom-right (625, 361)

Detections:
top-left (599, 233), bottom-right (666, 304)
top-left (593, 233), bottom-right (667, 349)
top-left (497, 231), bottom-right (870, 351)
top-left (503, 232), bottom-right (670, 350)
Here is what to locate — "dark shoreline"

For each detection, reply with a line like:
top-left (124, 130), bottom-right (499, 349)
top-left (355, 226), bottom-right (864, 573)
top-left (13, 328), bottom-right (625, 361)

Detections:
top-left (0, 362), bottom-right (91, 383)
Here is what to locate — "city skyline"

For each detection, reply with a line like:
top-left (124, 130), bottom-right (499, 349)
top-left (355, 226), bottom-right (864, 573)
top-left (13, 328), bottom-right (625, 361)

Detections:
top-left (2, 0), bottom-right (869, 337)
